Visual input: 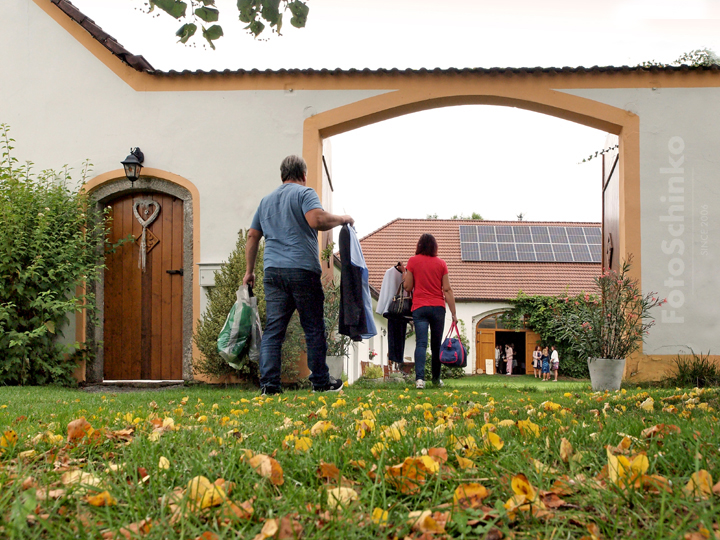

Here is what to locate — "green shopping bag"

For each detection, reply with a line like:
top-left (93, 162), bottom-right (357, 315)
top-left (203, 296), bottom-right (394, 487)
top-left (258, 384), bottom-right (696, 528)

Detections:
top-left (217, 285), bottom-right (260, 368)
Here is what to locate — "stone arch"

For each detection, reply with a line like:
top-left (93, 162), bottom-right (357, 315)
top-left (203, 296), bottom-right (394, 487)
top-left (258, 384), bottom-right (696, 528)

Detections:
top-left (303, 85), bottom-right (641, 279)
top-left (83, 169), bottom-right (200, 382)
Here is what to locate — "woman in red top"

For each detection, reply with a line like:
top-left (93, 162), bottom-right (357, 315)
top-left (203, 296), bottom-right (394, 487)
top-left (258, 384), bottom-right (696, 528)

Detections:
top-left (404, 234), bottom-right (458, 389)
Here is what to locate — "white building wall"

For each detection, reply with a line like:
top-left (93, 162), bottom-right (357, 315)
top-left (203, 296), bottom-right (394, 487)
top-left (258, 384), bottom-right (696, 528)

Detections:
top-left (563, 87), bottom-right (720, 355)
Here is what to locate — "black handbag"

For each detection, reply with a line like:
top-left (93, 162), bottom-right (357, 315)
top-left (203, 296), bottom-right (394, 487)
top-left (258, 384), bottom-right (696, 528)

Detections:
top-left (386, 281), bottom-right (413, 320)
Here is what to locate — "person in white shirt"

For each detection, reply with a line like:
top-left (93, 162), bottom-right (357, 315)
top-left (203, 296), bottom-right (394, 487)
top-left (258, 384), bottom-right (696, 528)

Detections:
top-left (550, 345), bottom-right (560, 382)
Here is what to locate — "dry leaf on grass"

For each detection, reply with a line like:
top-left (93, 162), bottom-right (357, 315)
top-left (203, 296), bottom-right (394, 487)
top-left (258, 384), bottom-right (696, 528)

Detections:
top-left (385, 456), bottom-right (439, 494)
top-left (327, 487), bottom-right (358, 510)
top-left (560, 438), bottom-right (573, 463)
top-left (453, 483), bottom-right (490, 509)
top-left (85, 490), bottom-right (117, 507)
top-left (407, 510), bottom-right (450, 534)
top-left (683, 470), bottom-right (714, 500)
top-left (67, 418), bottom-right (92, 444)
top-left (249, 454), bottom-right (284, 486)
top-left (220, 498), bottom-right (255, 520)
top-left (187, 476), bottom-right (227, 509)
top-left (101, 519), bottom-right (152, 539)
top-left (641, 424), bottom-right (681, 439)
top-left (317, 461), bottom-right (341, 482)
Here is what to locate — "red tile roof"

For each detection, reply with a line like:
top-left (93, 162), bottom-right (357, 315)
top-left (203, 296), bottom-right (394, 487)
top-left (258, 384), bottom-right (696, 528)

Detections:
top-left (359, 219), bottom-right (600, 301)
top-left (49, 1), bottom-right (720, 77)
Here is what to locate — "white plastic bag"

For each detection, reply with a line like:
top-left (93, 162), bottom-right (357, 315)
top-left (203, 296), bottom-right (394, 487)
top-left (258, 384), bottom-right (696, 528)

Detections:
top-left (217, 285), bottom-right (262, 368)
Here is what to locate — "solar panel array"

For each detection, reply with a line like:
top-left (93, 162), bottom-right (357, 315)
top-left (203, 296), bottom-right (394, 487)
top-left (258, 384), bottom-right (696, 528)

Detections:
top-left (459, 225), bottom-right (602, 263)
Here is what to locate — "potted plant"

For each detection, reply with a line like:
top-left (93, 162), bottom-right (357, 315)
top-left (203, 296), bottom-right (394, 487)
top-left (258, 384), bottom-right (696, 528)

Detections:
top-left (554, 259), bottom-right (665, 391)
top-left (324, 278), bottom-right (352, 380)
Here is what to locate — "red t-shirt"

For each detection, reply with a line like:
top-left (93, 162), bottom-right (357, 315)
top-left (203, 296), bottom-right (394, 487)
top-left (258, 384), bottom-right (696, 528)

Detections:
top-left (406, 255), bottom-right (448, 310)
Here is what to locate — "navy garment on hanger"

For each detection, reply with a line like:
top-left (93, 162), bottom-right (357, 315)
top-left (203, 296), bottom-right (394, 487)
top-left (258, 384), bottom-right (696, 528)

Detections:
top-left (338, 224), bottom-right (377, 341)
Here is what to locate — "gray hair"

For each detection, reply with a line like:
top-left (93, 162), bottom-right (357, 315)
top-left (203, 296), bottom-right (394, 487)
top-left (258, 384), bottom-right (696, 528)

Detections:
top-left (280, 155), bottom-right (307, 182)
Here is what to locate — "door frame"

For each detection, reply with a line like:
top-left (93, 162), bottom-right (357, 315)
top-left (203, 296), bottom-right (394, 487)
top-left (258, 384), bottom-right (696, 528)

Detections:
top-left (84, 172), bottom-right (197, 382)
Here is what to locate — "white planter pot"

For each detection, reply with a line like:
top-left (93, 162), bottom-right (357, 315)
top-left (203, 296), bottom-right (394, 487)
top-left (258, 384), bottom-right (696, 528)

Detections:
top-left (588, 357), bottom-right (626, 391)
top-left (326, 355), bottom-right (344, 381)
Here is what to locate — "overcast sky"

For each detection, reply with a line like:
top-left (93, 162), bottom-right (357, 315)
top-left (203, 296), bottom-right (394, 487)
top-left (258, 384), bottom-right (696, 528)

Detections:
top-left (72, 0), bottom-right (720, 237)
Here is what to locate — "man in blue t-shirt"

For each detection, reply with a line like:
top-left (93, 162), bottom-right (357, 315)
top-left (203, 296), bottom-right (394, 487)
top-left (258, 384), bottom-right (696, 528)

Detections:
top-left (243, 155), bottom-right (354, 395)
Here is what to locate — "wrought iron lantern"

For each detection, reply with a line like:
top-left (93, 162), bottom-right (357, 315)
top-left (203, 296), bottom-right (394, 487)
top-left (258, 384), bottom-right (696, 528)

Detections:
top-left (121, 147), bottom-right (144, 183)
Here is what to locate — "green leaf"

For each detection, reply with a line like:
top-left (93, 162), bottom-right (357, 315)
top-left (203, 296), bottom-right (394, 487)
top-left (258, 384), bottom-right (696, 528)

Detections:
top-left (288, 0), bottom-right (309, 28)
top-left (260, 0), bottom-right (281, 27)
top-left (44, 321), bottom-right (55, 334)
top-left (202, 24), bottom-right (224, 49)
top-left (150, 0), bottom-right (187, 19)
top-left (237, 0), bottom-right (258, 23)
top-left (248, 19), bottom-right (265, 37)
top-left (175, 23), bottom-right (197, 43)
top-left (195, 6), bottom-right (219, 22)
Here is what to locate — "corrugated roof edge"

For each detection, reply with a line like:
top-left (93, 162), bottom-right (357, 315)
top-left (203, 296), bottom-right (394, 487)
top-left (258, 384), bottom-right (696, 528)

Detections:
top-left (48, 2), bottom-right (720, 77)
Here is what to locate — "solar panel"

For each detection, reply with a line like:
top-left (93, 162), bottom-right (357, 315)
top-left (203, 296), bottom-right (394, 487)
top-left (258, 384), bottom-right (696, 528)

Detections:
top-left (479, 243), bottom-right (500, 261)
top-left (458, 225), bottom-right (602, 263)
top-left (530, 226), bottom-right (550, 243)
top-left (459, 226), bottom-right (478, 243)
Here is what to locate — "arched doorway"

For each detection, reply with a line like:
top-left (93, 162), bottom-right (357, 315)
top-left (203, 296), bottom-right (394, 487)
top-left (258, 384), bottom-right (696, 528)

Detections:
top-left (83, 171), bottom-right (198, 383)
top-left (475, 313), bottom-right (541, 376)
top-left (303, 81), bottom-right (640, 287)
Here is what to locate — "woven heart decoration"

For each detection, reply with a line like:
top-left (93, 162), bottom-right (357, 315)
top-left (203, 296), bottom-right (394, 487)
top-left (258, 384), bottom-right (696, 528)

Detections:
top-left (133, 199), bottom-right (161, 272)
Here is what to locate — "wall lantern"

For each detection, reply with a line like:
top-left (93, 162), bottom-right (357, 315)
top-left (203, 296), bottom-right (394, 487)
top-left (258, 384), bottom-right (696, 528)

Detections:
top-left (121, 147), bottom-right (144, 183)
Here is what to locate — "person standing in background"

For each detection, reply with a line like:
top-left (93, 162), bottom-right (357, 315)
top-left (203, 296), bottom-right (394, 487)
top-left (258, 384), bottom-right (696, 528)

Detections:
top-left (551, 345), bottom-right (560, 382)
top-left (505, 343), bottom-right (514, 375)
top-left (403, 234), bottom-right (458, 389)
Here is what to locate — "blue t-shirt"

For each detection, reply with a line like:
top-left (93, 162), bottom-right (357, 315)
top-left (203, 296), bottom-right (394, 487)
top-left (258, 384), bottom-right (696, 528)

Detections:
top-left (250, 182), bottom-right (323, 274)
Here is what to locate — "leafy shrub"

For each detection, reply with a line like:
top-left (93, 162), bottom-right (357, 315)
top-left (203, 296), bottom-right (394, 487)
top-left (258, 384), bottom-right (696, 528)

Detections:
top-left (502, 294), bottom-right (590, 378)
top-left (362, 364), bottom-right (383, 379)
top-left (193, 229), bottom-right (333, 383)
top-left (0, 125), bottom-right (112, 385)
top-left (193, 230), bottom-right (265, 381)
top-left (663, 350), bottom-right (720, 388)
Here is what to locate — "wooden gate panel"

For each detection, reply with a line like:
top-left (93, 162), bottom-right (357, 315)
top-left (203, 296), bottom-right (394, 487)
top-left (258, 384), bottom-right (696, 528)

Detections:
top-left (525, 331), bottom-right (542, 375)
top-left (475, 327), bottom-right (496, 374)
top-left (104, 193), bottom-right (183, 381)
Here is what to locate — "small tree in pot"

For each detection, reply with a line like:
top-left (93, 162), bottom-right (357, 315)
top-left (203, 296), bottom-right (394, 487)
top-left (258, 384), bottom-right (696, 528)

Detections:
top-left (553, 258), bottom-right (665, 390)
top-left (323, 278), bottom-right (352, 380)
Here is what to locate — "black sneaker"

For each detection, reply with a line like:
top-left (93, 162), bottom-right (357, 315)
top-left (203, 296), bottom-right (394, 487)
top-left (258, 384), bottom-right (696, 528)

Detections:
top-left (260, 385), bottom-right (283, 396)
top-left (313, 376), bottom-right (344, 393)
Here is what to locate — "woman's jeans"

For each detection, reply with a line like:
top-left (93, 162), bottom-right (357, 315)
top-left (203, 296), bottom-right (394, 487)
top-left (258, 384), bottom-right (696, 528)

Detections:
top-left (260, 268), bottom-right (329, 390)
top-left (412, 306), bottom-right (446, 382)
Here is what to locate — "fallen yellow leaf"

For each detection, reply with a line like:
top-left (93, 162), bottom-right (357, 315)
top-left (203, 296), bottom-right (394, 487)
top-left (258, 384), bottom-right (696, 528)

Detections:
top-left (371, 507), bottom-right (388, 525)
top-left (327, 487), bottom-right (358, 510)
top-left (453, 483), bottom-right (490, 508)
top-left (248, 454), bottom-right (284, 486)
top-left (683, 470), bottom-right (714, 499)
top-left (86, 490), bottom-right (117, 507)
top-left (560, 438), bottom-right (573, 463)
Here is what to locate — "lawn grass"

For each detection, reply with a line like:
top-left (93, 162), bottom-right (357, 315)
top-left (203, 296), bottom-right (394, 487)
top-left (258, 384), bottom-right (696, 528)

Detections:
top-left (0, 380), bottom-right (718, 539)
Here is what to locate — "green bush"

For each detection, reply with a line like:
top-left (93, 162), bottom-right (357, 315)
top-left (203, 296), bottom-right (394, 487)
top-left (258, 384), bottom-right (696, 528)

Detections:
top-left (0, 125), bottom-right (112, 385)
top-left (502, 293), bottom-right (590, 378)
top-left (362, 364), bottom-right (383, 379)
top-left (194, 229), bottom-right (332, 383)
top-left (663, 350), bottom-right (720, 388)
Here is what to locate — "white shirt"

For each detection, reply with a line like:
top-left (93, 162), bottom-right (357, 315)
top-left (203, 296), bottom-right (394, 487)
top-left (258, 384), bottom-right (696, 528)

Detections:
top-left (551, 350), bottom-right (559, 363)
top-left (376, 267), bottom-right (404, 315)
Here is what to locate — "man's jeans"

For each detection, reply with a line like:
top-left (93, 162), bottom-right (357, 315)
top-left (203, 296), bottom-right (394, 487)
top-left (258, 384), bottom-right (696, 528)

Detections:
top-left (412, 305), bottom-right (446, 382)
top-left (260, 268), bottom-right (329, 390)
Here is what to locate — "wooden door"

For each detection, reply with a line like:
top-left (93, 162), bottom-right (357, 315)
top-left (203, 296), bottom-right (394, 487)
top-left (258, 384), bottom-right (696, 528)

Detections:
top-left (525, 331), bottom-right (542, 375)
top-left (475, 326), bottom-right (496, 374)
top-left (104, 193), bottom-right (184, 380)
top-left (602, 135), bottom-right (620, 272)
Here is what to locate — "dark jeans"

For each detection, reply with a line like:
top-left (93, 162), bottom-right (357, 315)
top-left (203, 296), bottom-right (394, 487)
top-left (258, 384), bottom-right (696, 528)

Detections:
top-left (387, 318), bottom-right (408, 364)
top-left (260, 268), bottom-right (329, 389)
top-left (412, 305), bottom-right (446, 382)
